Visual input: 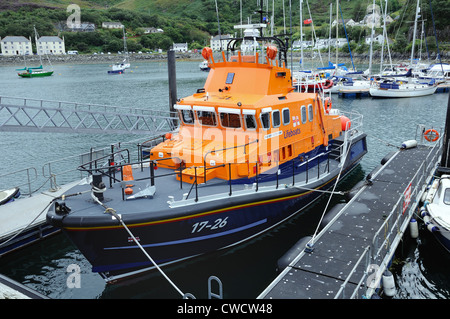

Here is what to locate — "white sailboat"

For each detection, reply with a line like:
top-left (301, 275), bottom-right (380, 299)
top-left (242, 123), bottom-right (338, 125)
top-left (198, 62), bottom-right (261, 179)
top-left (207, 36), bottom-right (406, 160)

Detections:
top-left (369, 78), bottom-right (437, 97)
top-left (369, 0), bottom-right (437, 98)
top-left (108, 26), bottom-right (130, 74)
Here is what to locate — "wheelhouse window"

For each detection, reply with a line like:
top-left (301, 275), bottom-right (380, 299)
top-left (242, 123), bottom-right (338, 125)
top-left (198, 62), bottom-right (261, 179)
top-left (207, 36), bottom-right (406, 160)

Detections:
top-left (194, 106), bottom-right (217, 126)
top-left (301, 105), bottom-right (307, 124)
top-left (260, 113), bottom-right (270, 130)
top-left (272, 110), bottom-right (281, 128)
top-left (243, 109), bottom-right (257, 130)
top-left (220, 113), bottom-right (241, 128)
top-left (181, 110), bottom-right (194, 124)
top-left (282, 108), bottom-right (290, 125)
top-left (218, 107), bottom-right (241, 128)
top-left (308, 104), bottom-right (313, 122)
top-left (175, 104), bottom-right (194, 125)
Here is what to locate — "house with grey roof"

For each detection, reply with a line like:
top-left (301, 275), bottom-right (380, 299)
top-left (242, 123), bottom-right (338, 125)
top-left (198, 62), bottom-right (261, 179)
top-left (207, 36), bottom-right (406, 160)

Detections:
top-left (172, 43), bottom-right (188, 52)
top-left (142, 27), bottom-right (164, 34)
top-left (210, 34), bottom-right (233, 52)
top-left (102, 22), bottom-right (124, 29)
top-left (36, 36), bottom-right (66, 55)
top-left (0, 36), bottom-right (32, 56)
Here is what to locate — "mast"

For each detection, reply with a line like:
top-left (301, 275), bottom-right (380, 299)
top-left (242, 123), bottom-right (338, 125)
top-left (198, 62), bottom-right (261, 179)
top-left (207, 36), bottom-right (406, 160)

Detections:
top-left (34, 26), bottom-right (43, 67)
top-left (328, 2), bottom-right (332, 63)
top-left (410, 0), bottom-right (420, 67)
top-left (300, 0), bottom-right (304, 69)
top-left (335, 0), bottom-right (338, 68)
top-left (368, 0), bottom-right (375, 76)
top-left (271, 0), bottom-right (274, 37)
top-left (379, 0), bottom-right (387, 73)
top-left (122, 26), bottom-right (129, 63)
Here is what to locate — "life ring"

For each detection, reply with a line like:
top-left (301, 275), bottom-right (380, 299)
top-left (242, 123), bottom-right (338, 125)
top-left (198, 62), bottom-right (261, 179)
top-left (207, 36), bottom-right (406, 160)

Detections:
top-left (324, 97), bottom-right (332, 114)
top-left (323, 79), bottom-right (333, 90)
top-left (266, 46), bottom-right (278, 60)
top-left (424, 129), bottom-right (439, 142)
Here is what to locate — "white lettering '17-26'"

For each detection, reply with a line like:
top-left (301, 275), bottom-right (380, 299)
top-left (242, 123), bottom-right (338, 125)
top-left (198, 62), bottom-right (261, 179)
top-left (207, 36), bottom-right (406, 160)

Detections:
top-left (191, 217), bottom-right (228, 233)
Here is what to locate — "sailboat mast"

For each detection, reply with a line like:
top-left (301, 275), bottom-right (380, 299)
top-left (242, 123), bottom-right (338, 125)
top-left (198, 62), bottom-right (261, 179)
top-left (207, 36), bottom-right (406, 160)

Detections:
top-left (34, 26), bottom-right (43, 67)
top-left (335, 0), bottom-right (338, 67)
top-left (122, 26), bottom-right (129, 62)
top-left (410, 0), bottom-right (420, 66)
top-left (300, 0), bottom-right (303, 69)
top-left (328, 2), bottom-right (332, 63)
top-left (368, 0), bottom-right (375, 76)
top-left (379, 0), bottom-right (387, 74)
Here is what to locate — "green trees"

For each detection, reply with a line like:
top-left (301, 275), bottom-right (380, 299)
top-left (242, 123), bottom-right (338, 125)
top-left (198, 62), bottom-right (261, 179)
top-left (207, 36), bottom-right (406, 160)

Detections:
top-left (0, 1), bottom-right (448, 55)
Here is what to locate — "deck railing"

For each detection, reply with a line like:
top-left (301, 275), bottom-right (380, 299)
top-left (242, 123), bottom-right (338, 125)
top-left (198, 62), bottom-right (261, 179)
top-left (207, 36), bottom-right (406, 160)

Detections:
top-left (77, 143), bottom-right (340, 204)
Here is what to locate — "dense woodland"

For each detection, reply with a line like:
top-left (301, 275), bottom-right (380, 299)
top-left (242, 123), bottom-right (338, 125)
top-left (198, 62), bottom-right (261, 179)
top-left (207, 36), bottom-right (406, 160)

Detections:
top-left (0, 0), bottom-right (448, 55)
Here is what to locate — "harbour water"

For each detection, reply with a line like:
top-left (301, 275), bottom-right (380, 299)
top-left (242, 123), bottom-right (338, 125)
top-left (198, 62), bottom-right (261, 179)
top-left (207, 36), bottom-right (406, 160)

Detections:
top-left (0, 60), bottom-right (448, 299)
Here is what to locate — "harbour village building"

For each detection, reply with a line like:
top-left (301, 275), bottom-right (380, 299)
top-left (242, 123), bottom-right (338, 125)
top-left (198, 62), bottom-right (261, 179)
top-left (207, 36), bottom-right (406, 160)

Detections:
top-left (0, 36), bottom-right (32, 56)
top-left (36, 36), bottom-right (66, 55)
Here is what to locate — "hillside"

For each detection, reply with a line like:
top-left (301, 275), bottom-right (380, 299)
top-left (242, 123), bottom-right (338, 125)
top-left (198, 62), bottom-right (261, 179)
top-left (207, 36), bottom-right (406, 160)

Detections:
top-left (0, 0), bottom-right (448, 55)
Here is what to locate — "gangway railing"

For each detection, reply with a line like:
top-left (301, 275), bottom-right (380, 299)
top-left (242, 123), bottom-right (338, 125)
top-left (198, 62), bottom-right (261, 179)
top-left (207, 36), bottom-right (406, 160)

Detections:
top-left (0, 133), bottom-right (168, 196)
top-left (0, 96), bottom-right (178, 134)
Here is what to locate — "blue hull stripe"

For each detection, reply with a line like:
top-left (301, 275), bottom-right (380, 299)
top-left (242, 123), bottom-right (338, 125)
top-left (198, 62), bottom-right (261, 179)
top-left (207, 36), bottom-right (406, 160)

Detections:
top-left (103, 218), bottom-right (267, 250)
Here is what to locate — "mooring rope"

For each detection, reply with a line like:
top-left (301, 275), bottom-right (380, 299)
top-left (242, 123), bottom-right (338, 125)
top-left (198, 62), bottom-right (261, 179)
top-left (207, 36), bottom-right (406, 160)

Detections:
top-left (0, 190), bottom-right (87, 248)
top-left (0, 201), bottom-right (53, 248)
top-left (103, 206), bottom-right (187, 298)
top-left (308, 134), bottom-right (354, 250)
top-left (89, 189), bottom-right (188, 298)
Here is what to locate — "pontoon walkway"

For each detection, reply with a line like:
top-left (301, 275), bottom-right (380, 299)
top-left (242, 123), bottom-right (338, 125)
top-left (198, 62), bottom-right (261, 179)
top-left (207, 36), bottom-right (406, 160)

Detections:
top-left (258, 141), bottom-right (441, 299)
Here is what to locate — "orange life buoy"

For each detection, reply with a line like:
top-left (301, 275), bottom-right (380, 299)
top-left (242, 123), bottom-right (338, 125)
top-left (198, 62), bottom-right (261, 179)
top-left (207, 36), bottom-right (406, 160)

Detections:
top-left (266, 46), bottom-right (278, 60)
top-left (424, 129), bottom-right (439, 142)
top-left (201, 47), bottom-right (212, 61)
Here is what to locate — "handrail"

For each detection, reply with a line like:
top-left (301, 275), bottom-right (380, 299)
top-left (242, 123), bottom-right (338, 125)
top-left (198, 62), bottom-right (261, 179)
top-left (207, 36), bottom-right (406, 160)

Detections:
top-left (0, 95), bottom-right (176, 118)
top-left (333, 137), bottom-right (442, 299)
top-left (203, 138), bottom-right (258, 163)
top-left (0, 95), bottom-right (178, 134)
top-left (203, 138), bottom-right (259, 184)
top-left (370, 138), bottom-right (441, 260)
top-left (0, 167), bottom-right (37, 196)
top-left (334, 245), bottom-right (371, 299)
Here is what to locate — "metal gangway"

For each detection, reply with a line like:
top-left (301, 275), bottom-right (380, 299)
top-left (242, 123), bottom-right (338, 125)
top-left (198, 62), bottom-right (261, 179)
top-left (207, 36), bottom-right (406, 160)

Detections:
top-left (0, 96), bottom-right (178, 134)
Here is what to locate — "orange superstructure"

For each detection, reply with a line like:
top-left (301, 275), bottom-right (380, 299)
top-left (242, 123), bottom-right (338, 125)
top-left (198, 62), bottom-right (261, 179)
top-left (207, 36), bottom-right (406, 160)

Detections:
top-left (150, 45), bottom-right (347, 184)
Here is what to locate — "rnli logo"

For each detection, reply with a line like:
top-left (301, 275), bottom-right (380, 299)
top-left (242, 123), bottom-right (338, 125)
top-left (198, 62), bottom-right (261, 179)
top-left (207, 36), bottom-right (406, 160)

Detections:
top-left (292, 115), bottom-right (300, 127)
top-left (284, 128), bottom-right (301, 138)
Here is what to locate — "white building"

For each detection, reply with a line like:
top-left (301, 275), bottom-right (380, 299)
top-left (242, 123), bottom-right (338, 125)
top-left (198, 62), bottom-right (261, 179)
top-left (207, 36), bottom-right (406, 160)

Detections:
top-left (331, 19), bottom-right (358, 28)
top-left (210, 34), bottom-right (233, 52)
top-left (365, 34), bottom-right (384, 45)
top-left (102, 22), bottom-right (124, 29)
top-left (329, 38), bottom-right (347, 48)
top-left (0, 36), bottom-right (32, 56)
top-left (292, 40), bottom-right (312, 49)
top-left (172, 43), bottom-right (188, 52)
top-left (142, 27), bottom-right (164, 34)
top-left (36, 36), bottom-right (66, 55)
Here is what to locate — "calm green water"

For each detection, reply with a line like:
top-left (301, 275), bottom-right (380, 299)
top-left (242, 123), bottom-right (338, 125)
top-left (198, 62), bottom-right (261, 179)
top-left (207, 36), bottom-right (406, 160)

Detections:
top-left (0, 60), bottom-right (448, 299)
